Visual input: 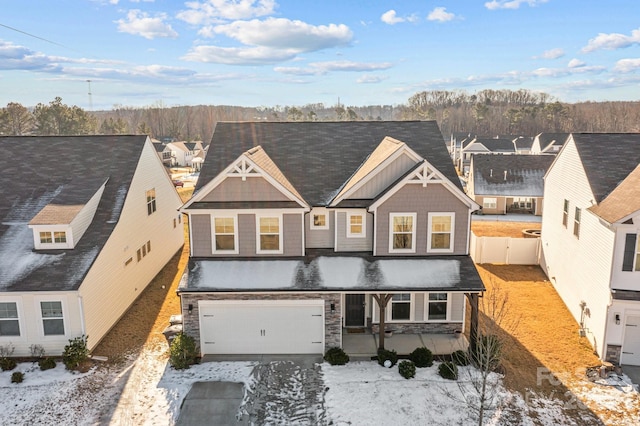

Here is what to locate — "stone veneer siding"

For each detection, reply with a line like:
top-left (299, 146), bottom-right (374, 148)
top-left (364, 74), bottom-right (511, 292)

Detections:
top-left (605, 344), bottom-right (622, 365)
top-left (370, 322), bottom-right (461, 334)
top-left (180, 292), bottom-right (341, 353)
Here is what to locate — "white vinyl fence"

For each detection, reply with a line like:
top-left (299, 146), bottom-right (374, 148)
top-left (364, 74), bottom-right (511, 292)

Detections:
top-left (470, 233), bottom-right (541, 265)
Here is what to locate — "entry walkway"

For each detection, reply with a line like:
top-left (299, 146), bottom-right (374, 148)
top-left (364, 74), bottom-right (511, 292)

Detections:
top-left (343, 332), bottom-right (468, 360)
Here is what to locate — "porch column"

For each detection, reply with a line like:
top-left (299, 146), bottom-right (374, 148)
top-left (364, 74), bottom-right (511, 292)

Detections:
top-left (467, 292), bottom-right (479, 354)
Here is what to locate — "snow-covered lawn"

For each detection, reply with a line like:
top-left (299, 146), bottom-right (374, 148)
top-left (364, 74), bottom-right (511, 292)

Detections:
top-left (0, 350), bottom-right (638, 425)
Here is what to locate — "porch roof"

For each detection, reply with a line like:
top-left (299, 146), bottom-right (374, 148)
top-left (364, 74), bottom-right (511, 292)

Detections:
top-left (179, 254), bottom-right (484, 293)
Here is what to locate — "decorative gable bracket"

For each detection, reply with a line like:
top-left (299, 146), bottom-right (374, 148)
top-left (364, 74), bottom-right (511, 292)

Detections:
top-left (229, 158), bottom-right (260, 181)
top-left (408, 163), bottom-right (444, 187)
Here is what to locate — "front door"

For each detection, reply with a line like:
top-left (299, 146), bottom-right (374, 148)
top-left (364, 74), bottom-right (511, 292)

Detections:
top-left (345, 294), bottom-right (365, 327)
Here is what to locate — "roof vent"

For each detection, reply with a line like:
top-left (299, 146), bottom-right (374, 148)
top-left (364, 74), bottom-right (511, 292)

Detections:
top-left (490, 169), bottom-right (493, 177)
top-left (504, 170), bottom-right (507, 181)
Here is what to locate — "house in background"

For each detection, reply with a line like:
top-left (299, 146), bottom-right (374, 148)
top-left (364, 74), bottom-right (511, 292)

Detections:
top-left (164, 141), bottom-right (206, 168)
top-left (178, 121), bottom-right (484, 357)
top-left (0, 135), bottom-right (184, 356)
top-left (541, 133), bottom-right (640, 366)
top-left (467, 154), bottom-right (554, 216)
top-left (457, 137), bottom-right (516, 175)
top-left (531, 132), bottom-right (569, 155)
top-left (513, 136), bottom-right (535, 154)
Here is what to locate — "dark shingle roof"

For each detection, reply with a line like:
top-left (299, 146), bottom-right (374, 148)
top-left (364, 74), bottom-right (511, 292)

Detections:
top-left (196, 121), bottom-right (459, 206)
top-left (0, 135), bottom-right (148, 292)
top-left (571, 133), bottom-right (640, 202)
top-left (475, 138), bottom-right (516, 153)
top-left (471, 154), bottom-right (554, 197)
top-left (538, 133), bottom-right (569, 151)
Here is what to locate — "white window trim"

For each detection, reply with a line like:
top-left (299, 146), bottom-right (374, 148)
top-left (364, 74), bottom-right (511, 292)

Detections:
top-left (256, 214), bottom-right (284, 254)
top-left (346, 212), bottom-right (366, 238)
top-left (310, 208), bottom-right (330, 230)
top-left (424, 292), bottom-right (451, 322)
top-left (211, 215), bottom-right (239, 254)
top-left (385, 293), bottom-right (414, 322)
top-left (427, 212), bottom-right (455, 253)
top-left (0, 298), bottom-right (24, 341)
top-left (483, 197), bottom-right (497, 209)
top-left (389, 213), bottom-right (417, 253)
top-left (31, 226), bottom-right (74, 250)
top-left (573, 207), bottom-right (581, 238)
top-left (34, 298), bottom-right (69, 339)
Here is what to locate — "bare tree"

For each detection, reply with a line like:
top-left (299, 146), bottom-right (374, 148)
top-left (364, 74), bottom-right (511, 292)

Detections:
top-left (0, 102), bottom-right (34, 135)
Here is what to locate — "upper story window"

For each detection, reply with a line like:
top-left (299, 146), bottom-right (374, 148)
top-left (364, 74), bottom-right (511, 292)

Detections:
top-left (428, 213), bottom-right (455, 253)
top-left (146, 189), bottom-right (156, 215)
top-left (483, 198), bottom-right (497, 210)
top-left (562, 199), bottom-right (569, 227)
top-left (0, 302), bottom-right (20, 337)
top-left (347, 212), bottom-right (365, 238)
top-left (257, 215), bottom-right (282, 254)
top-left (622, 233), bottom-right (640, 272)
top-left (310, 209), bottom-right (329, 230)
top-left (427, 293), bottom-right (448, 320)
top-left (213, 216), bottom-right (238, 253)
top-left (36, 230), bottom-right (70, 249)
top-left (573, 207), bottom-right (581, 238)
top-left (389, 213), bottom-right (416, 253)
top-left (40, 301), bottom-right (64, 336)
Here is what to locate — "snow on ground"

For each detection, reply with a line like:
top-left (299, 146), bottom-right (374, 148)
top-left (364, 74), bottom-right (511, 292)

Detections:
top-left (1, 351), bottom-right (638, 425)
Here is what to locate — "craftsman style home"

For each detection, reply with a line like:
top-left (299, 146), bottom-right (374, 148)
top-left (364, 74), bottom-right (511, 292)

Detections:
top-left (541, 133), bottom-right (640, 366)
top-left (0, 135), bottom-right (184, 356)
top-left (178, 122), bottom-right (484, 356)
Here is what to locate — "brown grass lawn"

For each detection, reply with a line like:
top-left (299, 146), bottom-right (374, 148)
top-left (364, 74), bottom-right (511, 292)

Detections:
top-left (472, 220), bottom-right (541, 238)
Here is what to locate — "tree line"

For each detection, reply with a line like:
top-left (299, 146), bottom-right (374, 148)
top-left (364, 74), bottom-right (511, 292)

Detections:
top-left (2, 90), bottom-right (639, 140)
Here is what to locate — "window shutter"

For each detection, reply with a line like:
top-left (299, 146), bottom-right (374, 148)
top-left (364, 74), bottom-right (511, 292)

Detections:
top-left (622, 233), bottom-right (637, 271)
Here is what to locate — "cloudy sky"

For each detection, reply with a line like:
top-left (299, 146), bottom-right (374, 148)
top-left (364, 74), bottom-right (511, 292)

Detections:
top-left (1, 0), bottom-right (640, 110)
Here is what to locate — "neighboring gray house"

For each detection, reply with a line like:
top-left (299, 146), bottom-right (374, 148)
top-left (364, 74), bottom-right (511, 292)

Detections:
top-left (531, 132), bottom-right (569, 155)
top-left (457, 138), bottom-right (516, 175)
top-left (0, 136), bottom-right (185, 356)
top-left (467, 154), bottom-right (554, 215)
top-left (178, 121), bottom-right (485, 356)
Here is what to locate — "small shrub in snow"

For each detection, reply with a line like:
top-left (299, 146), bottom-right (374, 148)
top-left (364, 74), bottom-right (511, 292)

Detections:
top-left (30, 344), bottom-right (46, 358)
top-left (452, 350), bottom-right (470, 366)
top-left (11, 371), bottom-right (24, 384)
top-left (438, 361), bottom-right (458, 380)
top-left (398, 360), bottom-right (416, 379)
top-left (63, 335), bottom-right (90, 371)
top-left (324, 347), bottom-right (349, 365)
top-left (0, 357), bottom-right (16, 371)
top-left (377, 348), bottom-right (398, 367)
top-left (169, 333), bottom-right (198, 370)
top-left (39, 357), bottom-right (57, 371)
top-left (0, 343), bottom-right (16, 371)
top-left (409, 347), bottom-right (433, 368)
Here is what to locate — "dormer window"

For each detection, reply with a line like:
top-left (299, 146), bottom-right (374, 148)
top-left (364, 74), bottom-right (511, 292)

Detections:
top-left (39, 231), bottom-right (67, 244)
top-left (310, 208), bottom-right (329, 230)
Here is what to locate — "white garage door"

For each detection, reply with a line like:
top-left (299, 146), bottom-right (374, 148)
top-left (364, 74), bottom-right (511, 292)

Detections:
top-left (621, 315), bottom-right (640, 365)
top-left (199, 300), bottom-right (325, 355)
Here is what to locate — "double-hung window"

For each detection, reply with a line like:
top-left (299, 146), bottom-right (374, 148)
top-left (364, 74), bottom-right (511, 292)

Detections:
top-left (427, 293), bottom-right (448, 320)
top-left (428, 213), bottom-right (454, 253)
top-left (390, 294), bottom-right (411, 321)
top-left (562, 199), bottom-right (569, 227)
top-left (347, 212), bottom-right (365, 238)
top-left (622, 234), bottom-right (640, 272)
top-left (146, 189), bottom-right (156, 215)
top-left (0, 302), bottom-right (20, 336)
top-left (41, 301), bottom-right (64, 336)
top-left (213, 216), bottom-right (237, 253)
top-left (257, 215), bottom-right (282, 253)
top-left (573, 207), bottom-right (581, 238)
top-left (389, 213), bottom-right (416, 253)
top-left (483, 198), bottom-right (497, 210)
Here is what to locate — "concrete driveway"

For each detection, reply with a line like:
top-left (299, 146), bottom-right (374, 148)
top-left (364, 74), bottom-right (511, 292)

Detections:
top-left (176, 355), bottom-right (326, 425)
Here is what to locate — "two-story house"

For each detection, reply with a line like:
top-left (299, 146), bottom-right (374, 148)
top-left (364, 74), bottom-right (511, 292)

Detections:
top-left (541, 133), bottom-right (640, 366)
top-left (178, 122), bottom-right (484, 356)
top-left (0, 135), bottom-right (184, 356)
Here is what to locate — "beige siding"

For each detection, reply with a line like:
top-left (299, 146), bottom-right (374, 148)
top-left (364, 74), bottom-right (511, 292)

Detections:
top-left (376, 184), bottom-right (470, 256)
top-left (350, 153), bottom-right (418, 199)
top-left (305, 213), bottom-right (334, 248)
top-left (414, 293), bottom-right (424, 321)
top-left (451, 293), bottom-right (464, 322)
top-left (335, 211), bottom-right (374, 252)
top-left (79, 139), bottom-right (185, 351)
top-left (202, 177), bottom-right (290, 202)
top-left (70, 182), bottom-right (106, 244)
top-left (191, 214), bottom-right (212, 256)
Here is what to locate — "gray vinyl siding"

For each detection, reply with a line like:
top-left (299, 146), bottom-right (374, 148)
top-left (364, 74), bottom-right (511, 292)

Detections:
top-left (335, 211), bottom-right (374, 252)
top-left (191, 214), bottom-right (213, 256)
top-left (305, 213), bottom-right (334, 248)
top-left (283, 213), bottom-right (303, 256)
top-left (350, 153), bottom-right (417, 199)
top-left (202, 177), bottom-right (290, 202)
top-left (414, 293), bottom-right (424, 321)
top-left (376, 184), bottom-right (469, 256)
top-left (451, 293), bottom-right (464, 321)
top-left (237, 214), bottom-right (256, 256)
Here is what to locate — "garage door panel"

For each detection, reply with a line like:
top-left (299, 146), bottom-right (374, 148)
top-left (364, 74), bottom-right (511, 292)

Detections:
top-left (199, 301), bottom-right (324, 355)
top-left (621, 315), bottom-right (640, 366)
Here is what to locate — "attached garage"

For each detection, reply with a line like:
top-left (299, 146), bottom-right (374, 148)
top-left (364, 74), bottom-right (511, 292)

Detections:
top-left (621, 315), bottom-right (640, 365)
top-left (199, 300), bottom-right (325, 355)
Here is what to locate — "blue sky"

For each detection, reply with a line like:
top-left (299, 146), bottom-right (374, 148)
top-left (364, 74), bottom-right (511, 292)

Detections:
top-left (1, 0), bottom-right (640, 110)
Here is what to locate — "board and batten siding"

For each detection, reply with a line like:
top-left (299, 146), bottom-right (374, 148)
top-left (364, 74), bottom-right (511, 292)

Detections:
top-left (78, 139), bottom-right (185, 352)
top-left (375, 184), bottom-right (470, 256)
top-left (190, 212), bottom-right (303, 257)
top-left (350, 153), bottom-right (418, 199)
top-left (0, 292), bottom-right (83, 356)
top-left (201, 177), bottom-right (290, 202)
top-left (335, 211), bottom-right (374, 252)
top-left (540, 137), bottom-right (615, 358)
top-left (305, 212), bottom-right (334, 248)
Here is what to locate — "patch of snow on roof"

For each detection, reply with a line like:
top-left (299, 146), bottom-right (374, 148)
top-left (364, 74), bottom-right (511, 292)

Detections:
top-left (376, 259), bottom-right (460, 287)
top-left (5, 186), bottom-right (64, 222)
top-left (314, 257), bottom-right (365, 288)
top-left (107, 185), bottom-right (128, 224)
top-left (191, 260), bottom-right (301, 289)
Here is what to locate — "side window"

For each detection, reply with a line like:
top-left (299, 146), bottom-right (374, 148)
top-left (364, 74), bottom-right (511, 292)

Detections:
top-left (0, 302), bottom-right (20, 337)
top-left (562, 199), bottom-right (569, 227)
top-left (40, 301), bottom-right (64, 336)
top-left (146, 189), bottom-right (156, 215)
top-left (573, 207), bottom-right (581, 238)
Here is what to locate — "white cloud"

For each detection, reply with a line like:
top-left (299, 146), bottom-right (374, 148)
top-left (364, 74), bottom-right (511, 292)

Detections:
top-left (115, 10), bottom-right (178, 39)
top-left (197, 25), bottom-right (216, 38)
top-left (427, 7), bottom-right (455, 23)
top-left (567, 58), bottom-right (585, 68)
top-left (274, 61), bottom-right (392, 76)
top-left (582, 28), bottom-right (640, 53)
top-left (614, 58), bottom-right (640, 73)
top-left (485, 0), bottom-right (548, 10)
top-left (380, 10), bottom-right (418, 25)
top-left (357, 74), bottom-right (387, 84)
top-left (536, 48), bottom-right (564, 60)
top-left (182, 45), bottom-right (298, 65)
top-left (177, 0), bottom-right (275, 25)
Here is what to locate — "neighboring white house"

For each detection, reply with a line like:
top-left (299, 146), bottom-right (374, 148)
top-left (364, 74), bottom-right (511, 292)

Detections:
top-left (541, 133), bottom-right (640, 366)
top-left (164, 141), bottom-right (205, 168)
top-left (0, 135), bottom-right (184, 356)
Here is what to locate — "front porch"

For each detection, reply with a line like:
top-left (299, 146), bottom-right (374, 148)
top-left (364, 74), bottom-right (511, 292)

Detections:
top-left (342, 330), bottom-right (468, 361)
